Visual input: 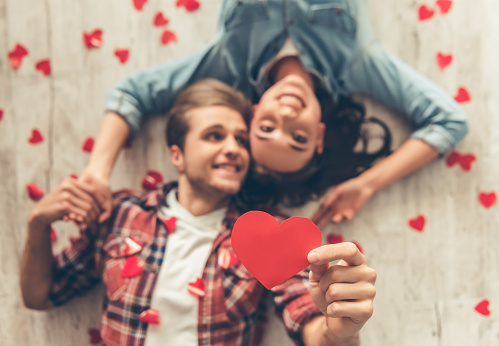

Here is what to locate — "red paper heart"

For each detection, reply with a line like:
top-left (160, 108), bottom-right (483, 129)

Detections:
top-left (26, 183), bottom-right (44, 201)
top-left (445, 150), bottom-right (476, 171)
top-left (161, 30), bottom-right (177, 45)
top-left (454, 87), bottom-right (471, 103)
top-left (50, 228), bottom-right (57, 241)
top-left (436, 52), bottom-right (452, 69)
top-left (133, 0), bottom-right (148, 11)
top-left (147, 170), bottom-right (163, 183)
top-left (69, 174), bottom-right (78, 180)
top-left (232, 211), bottom-right (322, 289)
top-left (436, 0), bottom-right (453, 14)
top-left (139, 308), bottom-right (160, 324)
top-left (0, 109), bottom-right (3, 122)
top-left (124, 237), bottom-right (143, 256)
top-left (154, 12), bottom-right (170, 26)
top-left (176, 0), bottom-right (200, 12)
top-left (187, 278), bottom-right (205, 297)
top-left (82, 137), bottom-right (94, 153)
top-left (479, 192), bottom-right (497, 209)
top-left (408, 215), bottom-right (426, 232)
top-left (88, 328), bottom-right (102, 345)
top-left (28, 128), bottom-right (44, 144)
top-left (35, 59), bottom-right (51, 76)
top-left (114, 48), bottom-right (129, 64)
top-left (418, 4), bottom-right (435, 21)
top-left (327, 233), bottom-right (344, 244)
top-left (121, 256), bottom-right (144, 278)
top-left (218, 248), bottom-right (239, 269)
top-left (163, 217), bottom-right (177, 234)
top-left (83, 29), bottom-right (103, 49)
top-left (351, 241), bottom-right (364, 254)
top-left (142, 177), bottom-right (157, 191)
top-left (475, 299), bottom-right (491, 316)
top-left (8, 43), bottom-right (29, 69)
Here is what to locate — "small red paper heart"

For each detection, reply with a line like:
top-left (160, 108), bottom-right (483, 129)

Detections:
top-left (142, 177), bottom-right (158, 191)
top-left (475, 299), bottom-right (491, 316)
top-left (327, 233), bottom-right (344, 244)
top-left (8, 43), bottom-right (29, 69)
top-left (124, 237), bottom-right (143, 256)
top-left (28, 128), bottom-right (44, 144)
top-left (88, 328), bottom-right (102, 345)
top-left (436, 0), bottom-right (453, 14)
top-left (50, 228), bottom-right (57, 241)
top-left (408, 215), bottom-right (426, 232)
top-left (154, 12), bottom-right (170, 26)
top-left (161, 30), bottom-right (177, 45)
top-left (479, 192), bottom-right (497, 209)
top-left (139, 308), bottom-right (160, 324)
top-left (82, 137), bottom-right (94, 153)
top-left (133, 0), bottom-right (148, 11)
top-left (83, 29), bottom-right (103, 49)
top-left (35, 59), bottom-right (51, 76)
top-left (232, 211), bottom-right (322, 289)
top-left (147, 170), bottom-right (163, 183)
top-left (436, 52), bottom-right (452, 70)
top-left (218, 248), bottom-right (239, 269)
top-left (114, 48), bottom-right (129, 64)
top-left (418, 4), bottom-right (435, 21)
top-left (454, 87), bottom-right (471, 103)
top-left (176, 0), bottom-right (200, 12)
top-left (163, 217), bottom-right (177, 234)
top-left (351, 241), bottom-right (364, 254)
top-left (187, 278), bottom-right (205, 297)
top-left (445, 150), bottom-right (476, 171)
top-left (121, 256), bottom-right (144, 278)
top-left (26, 183), bottom-right (44, 201)
top-left (0, 109), bottom-right (3, 122)
top-left (69, 174), bottom-right (78, 180)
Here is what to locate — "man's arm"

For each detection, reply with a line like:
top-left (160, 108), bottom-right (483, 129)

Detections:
top-left (20, 178), bottom-right (100, 310)
top-left (301, 243), bottom-right (376, 345)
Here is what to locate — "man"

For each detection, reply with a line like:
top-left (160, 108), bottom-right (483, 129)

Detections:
top-left (21, 79), bottom-right (376, 345)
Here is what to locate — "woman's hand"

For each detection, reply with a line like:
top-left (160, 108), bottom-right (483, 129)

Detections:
top-left (311, 177), bottom-right (374, 228)
top-left (77, 169), bottom-right (112, 223)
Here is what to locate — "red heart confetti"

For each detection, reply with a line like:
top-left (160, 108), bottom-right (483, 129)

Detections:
top-left (88, 328), bottom-right (102, 345)
top-left (418, 4), bottom-right (435, 21)
top-left (142, 176), bottom-right (158, 191)
top-left (232, 211), bottom-right (322, 289)
top-left (475, 299), bottom-right (491, 316)
top-left (35, 59), bottom-right (51, 76)
top-left (147, 170), bottom-right (163, 183)
top-left (82, 137), bottom-right (94, 153)
top-left (0, 109), bottom-right (3, 122)
top-left (176, 0), bottom-right (200, 12)
top-left (479, 192), bottom-right (497, 209)
top-left (327, 233), bottom-right (344, 244)
top-left (114, 48), bottom-right (130, 64)
top-left (445, 150), bottom-right (476, 172)
top-left (8, 43), bottom-right (29, 69)
top-left (154, 11), bottom-right (170, 26)
top-left (121, 256), bottom-right (144, 278)
top-left (28, 128), bottom-right (44, 144)
top-left (454, 87), bottom-right (471, 103)
top-left (50, 228), bottom-right (57, 241)
top-left (218, 248), bottom-right (239, 269)
top-left (436, 0), bottom-right (453, 14)
top-left (83, 29), bottom-right (103, 49)
top-left (351, 241), bottom-right (364, 254)
top-left (124, 237), bottom-right (143, 256)
top-left (69, 174), bottom-right (78, 180)
top-left (436, 52), bottom-right (453, 70)
top-left (408, 215), bottom-right (426, 232)
top-left (163, 217), bottom-right (177, 234)
top-left (161, 30), bottom-right (177, 45)
top-left (139, 308), bottom-right (160, 324)
top-left (187, 278), bottom-right (205, 297)
top-left (26, 183), bottom-right (44, 201)
top-left (133, 0), bottom-right (148, 11)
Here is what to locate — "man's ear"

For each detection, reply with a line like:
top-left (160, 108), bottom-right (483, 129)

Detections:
top-left (169, 145), bottom-right (185, 174)
top-left (316, 122), bottom-right (326, 155)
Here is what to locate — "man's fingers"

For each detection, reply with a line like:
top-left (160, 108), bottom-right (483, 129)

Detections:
top-left (323, 282), bottom-right (376, 305)
top-left (308, 243), bottom-right (366, 267)
top-left (309, 263), bottom-right (329, 284)
top-left (318, 264), bottom-right (375, 291)
top-left (326, 299), bottom-right (374, 323)
top-left (98, 209), bottom-right (111, 223)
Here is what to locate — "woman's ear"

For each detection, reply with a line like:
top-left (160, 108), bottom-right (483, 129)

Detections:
top-left (169, 145), bottom-right (185, 174)
top-left (316, 122), bottom-right (326, 155)
top-left (251, 104), bottom-right (258, 120)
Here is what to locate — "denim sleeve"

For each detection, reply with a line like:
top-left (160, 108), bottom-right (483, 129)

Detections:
top-left (342, 43), bottom-right (469, 154)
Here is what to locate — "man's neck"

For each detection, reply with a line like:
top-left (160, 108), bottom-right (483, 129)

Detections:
top-left (273, 56), bottom-right (314, 88)
top-left (176, 179), bottom-right (230, 217)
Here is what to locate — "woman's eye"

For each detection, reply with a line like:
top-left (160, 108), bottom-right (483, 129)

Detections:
top-left (293, 134), bottom-right (308, 144)
top-left (260, 125), bottom-right (274, 133)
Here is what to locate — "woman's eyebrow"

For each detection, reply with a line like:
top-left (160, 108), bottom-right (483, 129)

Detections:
top-left (256, 135), bottom-right (306, 152)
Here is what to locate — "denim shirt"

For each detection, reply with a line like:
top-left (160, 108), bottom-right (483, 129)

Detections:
top-left (105, 0), bottom-right (468, 153)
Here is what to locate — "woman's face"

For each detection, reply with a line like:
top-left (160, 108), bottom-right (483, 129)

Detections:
top-left (250, 75), bottom-right (325, 173)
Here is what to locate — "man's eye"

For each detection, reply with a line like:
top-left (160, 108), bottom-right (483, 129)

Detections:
top-left (293, 134), bottom-right (308, 144)
top-left (237, 136), bottom-right (249, 147)
top-left (260, 126), bottom-right (274, 133)
top-left (206, 132), bottom-right (223, 140)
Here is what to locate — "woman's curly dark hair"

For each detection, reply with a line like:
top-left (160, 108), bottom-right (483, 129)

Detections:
top-left (237, 88), bottom-right (392, 208)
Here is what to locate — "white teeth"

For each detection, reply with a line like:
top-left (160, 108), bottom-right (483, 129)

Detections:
top-left (280, 95), bottom-right (303, 107)
top-left (216, 165), bottom-right (237, 171)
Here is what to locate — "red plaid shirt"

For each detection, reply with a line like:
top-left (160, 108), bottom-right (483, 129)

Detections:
top-left (49, 182), bottom-right (322, 346)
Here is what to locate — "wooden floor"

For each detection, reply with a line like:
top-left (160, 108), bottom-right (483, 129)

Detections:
top-left (1, 0), bottom-right (498, 345)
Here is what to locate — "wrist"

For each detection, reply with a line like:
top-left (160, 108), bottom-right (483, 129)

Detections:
top-left (28, 208), bottom-right (52, 231)
top-left (356, 169), bottom-right (381, 195)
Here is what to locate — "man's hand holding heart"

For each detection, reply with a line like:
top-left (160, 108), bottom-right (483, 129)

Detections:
top-left (303, 242), bottom-right (376, 345)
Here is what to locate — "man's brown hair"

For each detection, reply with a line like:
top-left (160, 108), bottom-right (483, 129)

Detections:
top-left (166, 79), bottom-right (252, 150)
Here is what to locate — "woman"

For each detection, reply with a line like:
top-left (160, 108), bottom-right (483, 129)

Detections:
top-left (82, 0), bottom-right (468, 225)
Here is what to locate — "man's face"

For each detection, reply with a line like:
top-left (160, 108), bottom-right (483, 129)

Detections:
top-left (174, 105), bottom-right (250, 198)
top-left (250, 75), bottom-right (324, 173)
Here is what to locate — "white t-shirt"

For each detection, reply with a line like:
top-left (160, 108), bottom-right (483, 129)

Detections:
top-left (144, 189), bottom-right (227, 346)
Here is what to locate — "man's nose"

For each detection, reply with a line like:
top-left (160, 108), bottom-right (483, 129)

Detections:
top-left (222, 136), bottom-right (240, 156)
